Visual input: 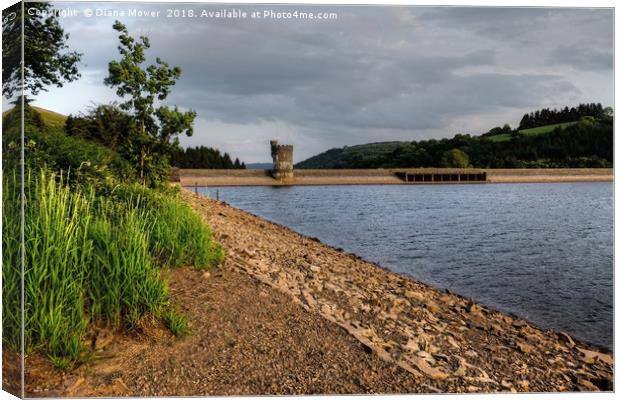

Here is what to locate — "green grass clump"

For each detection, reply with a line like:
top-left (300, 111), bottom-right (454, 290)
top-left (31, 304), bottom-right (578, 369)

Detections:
top-left (86, 205), bottom-right (168, 326)
top-left (2, 168), bottom-right (223, 366)
top-left (23, 170), bottom-right (91, 363)
top-left (163, 307), bottom-right (190, 337)
top-left (110, 184), bottom-right (225, 269)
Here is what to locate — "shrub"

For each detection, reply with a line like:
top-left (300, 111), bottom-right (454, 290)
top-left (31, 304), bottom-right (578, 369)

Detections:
top-left (3, 122), bottom-right (136, 189)
top-left (441, 148), bottom-right (470, 168)
top-left (65, 103), bottom-right (135, 152)
top-left (34, 127), bottom-right (136, 187)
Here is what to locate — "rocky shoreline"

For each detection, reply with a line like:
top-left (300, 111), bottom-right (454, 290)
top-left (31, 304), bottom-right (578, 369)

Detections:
top-left (183, 190), bottom-right (614, 393)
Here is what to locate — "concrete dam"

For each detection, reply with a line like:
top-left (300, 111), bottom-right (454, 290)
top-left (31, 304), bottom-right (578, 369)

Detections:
top-left (176, 168), bottom-right (612, 187)
top-left (174, 140), bottom-right (613, 186)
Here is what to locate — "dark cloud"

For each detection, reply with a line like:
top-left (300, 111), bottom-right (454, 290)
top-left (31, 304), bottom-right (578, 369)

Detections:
top-left (549, 45), bottom-right (613, 70)
top-left (29, 3), bottom-right (613, 162)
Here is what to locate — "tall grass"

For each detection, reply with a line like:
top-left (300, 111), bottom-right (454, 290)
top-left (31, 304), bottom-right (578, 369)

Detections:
top-left (86, 204), bottom-right (168, 327)
top-left (2, 168), bottom-right (223, 368)
top-left (23, 170), bottom-right (91, 361)
top-left (2, 171), bottom-right (22, 351)
top-left (109, 184), bottom-right (224, 269)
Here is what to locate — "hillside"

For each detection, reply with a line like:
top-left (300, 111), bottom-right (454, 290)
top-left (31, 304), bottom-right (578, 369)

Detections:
top-left (32, 106), bottom-right (67, 128)
top-left (3, 106), bottom-right (67, 129)
top-left (296, 111), bottom-right (613, 169)
top-left (296, 142), bottom-right (403, 169)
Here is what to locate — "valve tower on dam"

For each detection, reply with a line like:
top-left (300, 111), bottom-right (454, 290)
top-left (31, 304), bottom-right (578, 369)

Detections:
top-left (270, 140), bottom-right (294, 181)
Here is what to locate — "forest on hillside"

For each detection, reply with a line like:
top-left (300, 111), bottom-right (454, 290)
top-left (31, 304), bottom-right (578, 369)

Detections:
top-left (296, 105), bottom-right (613, 169)
top-left (517, 103), bottom-right (609, 130)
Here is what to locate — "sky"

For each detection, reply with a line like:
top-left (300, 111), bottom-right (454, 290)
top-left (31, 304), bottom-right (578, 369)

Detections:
top-left (7, 2), bottom-right (614, 163)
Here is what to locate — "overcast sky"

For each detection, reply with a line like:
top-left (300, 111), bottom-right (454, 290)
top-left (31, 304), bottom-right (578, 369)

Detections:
top-left (11, 3), bottom-right (614, 163)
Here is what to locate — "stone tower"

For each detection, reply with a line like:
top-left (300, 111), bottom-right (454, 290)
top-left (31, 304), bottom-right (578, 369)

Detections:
top-left (270, 140), bottom-right (294, 181)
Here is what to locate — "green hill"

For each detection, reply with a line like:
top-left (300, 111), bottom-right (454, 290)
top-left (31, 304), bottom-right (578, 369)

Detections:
top-left (3, 106), bottom-right (67, 129)
top-left (32, 106), bottom-right (67, 128)
top-left (298, 142), bottom-right (403, 169)
top-left (296, 114), bottom-right (612, 169)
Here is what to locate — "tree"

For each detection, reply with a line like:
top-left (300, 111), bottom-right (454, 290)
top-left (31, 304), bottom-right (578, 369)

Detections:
top-left (441, 149), bottom-right (470, 168)
top-left (2, 2), bottom-right (82, 98)
top-left (65, 103), bottom-right (135, 152)
top-left (104, 20), bottom-right (196, 185)
top-left (2, 96), bottom-right (43, 130)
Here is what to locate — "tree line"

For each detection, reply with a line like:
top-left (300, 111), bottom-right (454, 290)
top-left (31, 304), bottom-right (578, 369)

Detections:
top-left (518, 103), bottom-right (610, 130)
top-left (170, 146), bottom-right (245, 169)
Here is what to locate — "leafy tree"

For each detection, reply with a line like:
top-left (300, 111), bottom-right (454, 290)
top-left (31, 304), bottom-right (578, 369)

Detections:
top-left (2, 2), bottom-right (82, 98)
top-left (441, 149), bottom-right (470, 168)
top-left (104, 20), bottom-right (196, 185)
top-left (65, 103), bottom-right (135, 152)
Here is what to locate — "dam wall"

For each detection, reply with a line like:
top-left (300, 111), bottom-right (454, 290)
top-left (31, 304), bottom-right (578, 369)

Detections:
top-left (178, 168), bottom-right (613, 186)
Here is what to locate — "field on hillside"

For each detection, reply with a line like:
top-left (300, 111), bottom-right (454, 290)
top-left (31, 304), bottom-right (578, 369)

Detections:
top-left (2, 106), bottom-right (67, 129)
top-left (486, 122), bottom-right (578, 142)
top-left (33, 106), bottom-right (67, 128)
top-left (519, 121), bottom-right (578, 135)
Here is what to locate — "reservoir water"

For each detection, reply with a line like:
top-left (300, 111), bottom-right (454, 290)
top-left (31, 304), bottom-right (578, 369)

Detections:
top-left (198, 182), bottom-right (613, 350)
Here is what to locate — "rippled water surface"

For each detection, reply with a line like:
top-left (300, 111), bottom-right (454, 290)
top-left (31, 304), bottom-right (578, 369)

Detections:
top-left (199, 183), bottom-right (613, 349)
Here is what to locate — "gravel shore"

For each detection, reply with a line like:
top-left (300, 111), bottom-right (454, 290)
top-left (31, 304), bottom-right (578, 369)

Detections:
top-left (183, 190), bottom-right (613, 393)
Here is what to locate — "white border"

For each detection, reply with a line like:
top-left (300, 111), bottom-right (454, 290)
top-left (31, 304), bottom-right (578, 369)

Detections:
top-left (0, 1), bottom-right (616, 400)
